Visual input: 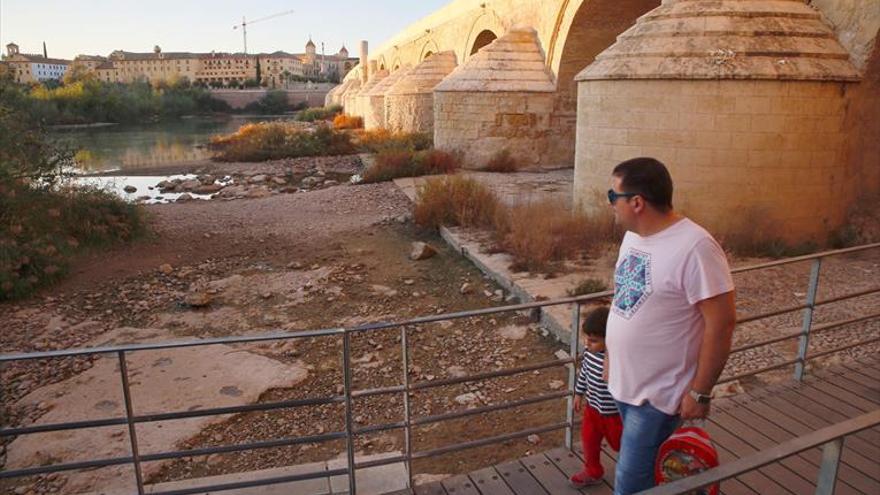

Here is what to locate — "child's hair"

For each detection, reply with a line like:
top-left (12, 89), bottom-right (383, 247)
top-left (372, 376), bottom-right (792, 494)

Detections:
top-left (582, 306), bottom-right (610, 338)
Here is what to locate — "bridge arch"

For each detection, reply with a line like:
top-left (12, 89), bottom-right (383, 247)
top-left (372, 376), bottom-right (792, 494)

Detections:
top-left (419, 39), bottom-right (441, 62)
top-left (463, 10), bottom-right (505, 61)
top-left (550, 0), bottom-right (659, 100)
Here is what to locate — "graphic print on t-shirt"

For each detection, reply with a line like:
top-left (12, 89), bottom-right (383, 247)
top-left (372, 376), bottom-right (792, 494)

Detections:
top-left (612, 248), bottom-right (653, 320)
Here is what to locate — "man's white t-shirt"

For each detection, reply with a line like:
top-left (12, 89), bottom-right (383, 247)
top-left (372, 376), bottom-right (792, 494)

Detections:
top-left (606, 218), bottom-right (734, 416)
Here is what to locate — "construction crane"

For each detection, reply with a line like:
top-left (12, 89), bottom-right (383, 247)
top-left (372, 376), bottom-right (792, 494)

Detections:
top-left (233, 9), bottom-right (295, 54)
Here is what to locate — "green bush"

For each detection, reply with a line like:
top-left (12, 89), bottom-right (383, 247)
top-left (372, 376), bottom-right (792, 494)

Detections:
top-left (0, 75), bottom-right (146, 299)
top-left (243, 90), bottom-right (291, 115)
top-left (296, 105), bottom-right (343, 122)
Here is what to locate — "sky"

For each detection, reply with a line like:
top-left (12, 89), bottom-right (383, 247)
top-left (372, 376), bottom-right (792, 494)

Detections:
top-left (0, 0), bottom-right (450, 59)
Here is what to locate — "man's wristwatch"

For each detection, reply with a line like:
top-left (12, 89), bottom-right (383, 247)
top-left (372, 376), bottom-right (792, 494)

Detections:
top-left (689, 389), bottom-right (712, 405)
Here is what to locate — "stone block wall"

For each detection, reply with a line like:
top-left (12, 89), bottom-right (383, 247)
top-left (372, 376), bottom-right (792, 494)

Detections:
top-left (386, 93), bottom-right (435, 133)
top-left (574, 79), bottom-right (854, 241)
top-left (210, 89), bottom-right (329, 110)
top-left (435, 91), bottom-right (571, 169)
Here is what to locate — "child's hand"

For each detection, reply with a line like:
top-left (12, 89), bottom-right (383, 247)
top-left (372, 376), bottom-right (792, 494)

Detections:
top-left (573, 395), bottom-right (584, 413)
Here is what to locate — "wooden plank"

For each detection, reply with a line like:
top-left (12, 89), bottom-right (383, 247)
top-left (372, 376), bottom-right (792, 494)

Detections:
top-left (722, 397), bottom-right (864, 495)
top-left (703, 419), bottom-right (797, 494)
top-left (835, 362), bottom-right (880, 389)
top-left (805, 377), bottom-right (880, 413)
top-left (494, 459), bottom-right (548, 495)
top-left (441, 475), bottom-right (481, 495)
top-left (751, 394), bottom-right (880, 493)
top-left (467, 467), bottom-right (515, 495)
top-left (414, 481), bottom-right (448, 495)
top-left (764, 382), bottom-right (880, 446)
top-left (711, 407), bottom-right (853, 495)
top-left (755, 392), bottom-right (880, 466)
top-left (823, 371), bottom-right (880, 406)
top-left (544, 447), bottom-right (613, 495)
top-left (520, 452), bottom-right (582, 495)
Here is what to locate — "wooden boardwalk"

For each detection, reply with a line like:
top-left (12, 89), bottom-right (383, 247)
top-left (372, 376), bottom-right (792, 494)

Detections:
top-left (393, 356), bottom-right (880, 495)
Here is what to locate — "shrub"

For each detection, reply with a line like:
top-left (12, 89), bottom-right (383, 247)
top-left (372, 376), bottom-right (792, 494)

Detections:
top-left (355, 129), bottom-right (433, 154)
top-left (414, 176), bottom-right (500, 230)
top-left (494, 200), bottom-right (614, 272)
top-left (362, 149), bottom-right (461, 183)
top-left (296, 105), bottom-right (342, 122)
top-left (333, 114), bottom-right (363, 130)
top-left (209, 122), bottom-right (357, 162)
top-left (567, 278), bottom-right (609, 297)
top-left (243, 90), bottom-right (291, 115)
top-left (484, 149), bottom-right (519, 173)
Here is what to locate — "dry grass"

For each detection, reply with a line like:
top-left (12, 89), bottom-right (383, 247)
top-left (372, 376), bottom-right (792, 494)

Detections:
top-left (414, 178), bottom-right (615, 272)
top-left (567, 278), bottom-right (609, 297)
top-left (413, 176), bottom-right (500, 230)
top-left (332, 114), bottom-right (363, 130)
top-left (354, 128), bottom-right (433, 154)
top-left (484, 149), bottom-right (519, 173)
top-left (495, 200), bottom-right (614, 272)
top-left (362, 149), bottom-right (460, 183)
top-left (209, 122), bottom-right (357, 162)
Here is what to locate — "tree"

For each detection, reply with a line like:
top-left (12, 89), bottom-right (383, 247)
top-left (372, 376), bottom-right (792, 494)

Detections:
top-left (255, 58), bottom-right (262, 86)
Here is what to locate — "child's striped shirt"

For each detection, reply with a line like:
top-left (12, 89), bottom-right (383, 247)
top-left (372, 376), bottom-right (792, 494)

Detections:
top-left (575, 350), bottom-right (619, 415)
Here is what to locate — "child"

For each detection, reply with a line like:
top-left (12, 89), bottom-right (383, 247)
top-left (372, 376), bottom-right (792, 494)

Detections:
top-left (570, 306), bottom-right (622, 487)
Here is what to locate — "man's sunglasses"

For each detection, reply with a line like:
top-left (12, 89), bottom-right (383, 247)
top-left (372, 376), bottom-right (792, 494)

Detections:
top-left (607, 189), bottom-right (639, 204)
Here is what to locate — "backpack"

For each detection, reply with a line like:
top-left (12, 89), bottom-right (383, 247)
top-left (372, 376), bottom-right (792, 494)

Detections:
top-left (655, 425), bottom-right (720, 495)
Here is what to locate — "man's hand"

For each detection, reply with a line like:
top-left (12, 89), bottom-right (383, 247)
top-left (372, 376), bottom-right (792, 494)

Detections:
top-left (573, 395), bottom-right (584, 413)
top-left (679, 391), bottom-right (710, 420)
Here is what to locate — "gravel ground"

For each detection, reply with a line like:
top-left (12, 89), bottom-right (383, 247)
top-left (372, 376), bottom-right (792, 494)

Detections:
top-left (1, 167), bottom-right (878, 494)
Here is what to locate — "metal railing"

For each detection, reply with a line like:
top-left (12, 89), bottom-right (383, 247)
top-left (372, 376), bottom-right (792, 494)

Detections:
top-left (1, 242), bottom-right (878, 494)
top-left (641, 410), bottom-right (880, 495)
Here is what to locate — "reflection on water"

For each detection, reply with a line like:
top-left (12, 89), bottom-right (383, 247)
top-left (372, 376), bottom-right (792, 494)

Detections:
top-left (51, 116), bottom-right (288, 173)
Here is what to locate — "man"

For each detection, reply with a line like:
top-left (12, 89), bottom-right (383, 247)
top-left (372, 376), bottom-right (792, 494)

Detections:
top-left (604, 157), bottom-right (736, 494)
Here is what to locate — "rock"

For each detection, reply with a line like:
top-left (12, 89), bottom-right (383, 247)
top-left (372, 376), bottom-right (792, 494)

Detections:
top-left (193, 184), bottom-right (224, 195)
top-left (197, 174), bottom-right (215, 185)
top-left (413, 474), bottom-right (451, 486)
top-left (123, 185), bottom-right (137, 193)
top-left (447, 366), bottom-right (468, 378)
top-left (246, 186), bottom-right (272, 199)
top-left (184, 291), bottom-right (212, 308)
top-left (272, 177), bottom-right (287, 185)
top-left (497, 325), bottom-right (527, 340)
top-left (176, 193), bottom-right (193, 202)
top-left (158, 264), bottom-right (174, 275)
top-left (324, 180), bottom-right (339, 187)
top-left (403, 279), bottom-right (415, 286)
top-left (249, 174), bottom-right (267, 184)
top-left (454, 393), bottom-right (479, 405)
top-left (396, 213), bottom-right (412, 224)
top-left (527, 434), bottom-right (541, 445)
top-left (554, 350), bottom-right (571, 361)
top-left (548, 380), bottom-right (565, 390)
top-left (206, 453), bottom-right (223, 466)
top-left (136, 195), bottom-right (151, 202)
top-left (180, 179), bottom-right (201, 191)
top-left (410, 242), bottom-right (437, 261)
top-left (460, 283), bottom-right (472, 294)
top-left (713, 380), bottom-right (745, 398)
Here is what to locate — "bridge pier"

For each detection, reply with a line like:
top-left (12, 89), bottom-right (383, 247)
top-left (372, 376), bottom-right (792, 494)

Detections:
top-left (385, 51), bottom-right (457, 134)
top-left (573, 0), bottom-right (861, 242)
top-left (433, 27), bottom-right (569, 169)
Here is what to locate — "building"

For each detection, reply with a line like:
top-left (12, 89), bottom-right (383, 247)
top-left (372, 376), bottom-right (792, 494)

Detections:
top-left (72, 54), bottom-right (108, 72)
top-left (81, 40), bottom-right (357, 87)
top-left (3, 43), bottom-right (70, 83)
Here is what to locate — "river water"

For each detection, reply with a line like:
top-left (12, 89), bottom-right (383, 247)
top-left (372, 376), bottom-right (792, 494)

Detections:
top-left (51, 115), bottom-right (289, 203)
top-left (51, 115), bottom-right (288, 174)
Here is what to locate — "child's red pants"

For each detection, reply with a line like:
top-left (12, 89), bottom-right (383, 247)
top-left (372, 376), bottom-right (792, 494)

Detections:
top-left (581, 405), bottom-right (623, 479)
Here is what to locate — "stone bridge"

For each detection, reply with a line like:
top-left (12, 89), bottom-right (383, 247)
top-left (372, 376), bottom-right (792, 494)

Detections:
top-left (328, 0), bottom-right (880, 242)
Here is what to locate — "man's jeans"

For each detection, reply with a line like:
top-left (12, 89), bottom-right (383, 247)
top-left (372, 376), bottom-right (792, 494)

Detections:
top-left (614, 400), bottom-right (680, 495)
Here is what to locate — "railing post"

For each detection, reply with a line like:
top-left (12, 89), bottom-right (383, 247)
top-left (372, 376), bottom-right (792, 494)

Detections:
top-left (565, 303), bottom-right (581, 450)
top-left (795, 258), bottom-right (822, 381)
top-left (815, 438), bottom-right (843, 495)
top-left (400, 325), bottom-right (414, 490)
top-left (342, 330), bottom-right (357, 495)
top-left (117, 351), bottom-right (145, 495)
